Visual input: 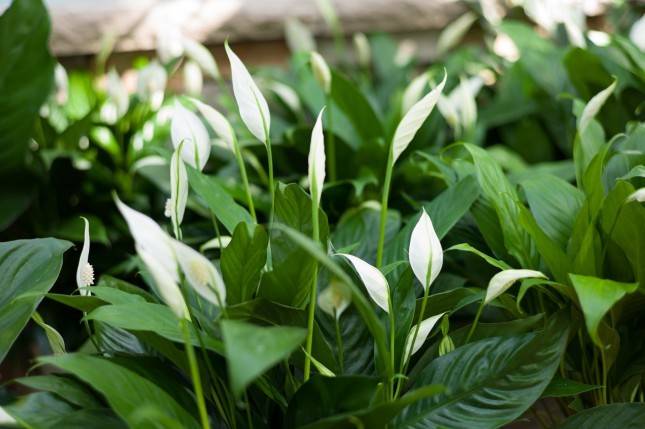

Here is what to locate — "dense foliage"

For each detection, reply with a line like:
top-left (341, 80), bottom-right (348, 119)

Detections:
top-left (1, 0), bottom-right (644, 427)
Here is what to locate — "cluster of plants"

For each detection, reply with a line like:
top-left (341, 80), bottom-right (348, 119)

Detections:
top-left (1, 0), bottom-right (644, 427)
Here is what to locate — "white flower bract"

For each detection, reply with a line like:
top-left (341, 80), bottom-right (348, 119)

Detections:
top-left (308, 108), bottom-right (326, 205)
top-left (76, 217), bottom-right (94, 295)
top-left (409, 208), bottom-right (443, 290)
top-left (339, 253), bottom-right (390, 313)
top-left (485, 269), bottom-right (547, 305)
top-left (171, 99), bottom-right (211, 171)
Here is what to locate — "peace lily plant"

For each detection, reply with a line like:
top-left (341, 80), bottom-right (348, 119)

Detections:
top-left (3, 0), bottom-right (645, 427)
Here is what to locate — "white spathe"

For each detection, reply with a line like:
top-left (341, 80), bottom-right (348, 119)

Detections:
top-left (404, 312), bottom-right (446, 360)
top-left (76, 217), bottom-right (94, 295)
top-left (392, 72), bottom-right (447, 164)
top-left (627, 188), bottom-right (645, 203)
top-left (171, 239), bottom-right (227, 307)
top-left (485, 269), bottom-right (547, 304)
top-left (409, 208), bottom-right (443, 290)
top-left (318, 280), bottom-right (352, 320)
top-left (189, 97), bottom-right (236, 153)
top-left (225, 41), bottom-right (271, 145)
top-left (171, 99), bottom-right (211, 170)
top-left (311, 51), bottom-right (331, 95)
top-left (308, 108), bottom-right (326, 205)
top-left (401, 73), bottom-right (430, 115)
top-left (339, 253), bottom-right (390, 313)
top-left (170, 143), bottom-right (188, 237)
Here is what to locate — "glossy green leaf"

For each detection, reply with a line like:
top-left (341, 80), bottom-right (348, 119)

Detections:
top-left (187, 166), bottom-right (253, 233)
top-left (0, 0), bottom-right (55, 173)
top-left (553, 404), bottom-right (645, 429)
top-left (221, 319), bottom-right (306, 398)
top-left (221, 222), bottom-right (268, 305)
top-left (31, 311), bottom-right (65, 356)
top-left (394, 311), bottom-right (569, 428)
top-left (541, 377), bottom-right (600, 397)
top-left (15, 375), bottom-right (102, 409)
top-left (569, 274), bottom-right (638, 347)
top-left (38, 354), bottom-right (201, 429)
top-left (0, 238), bottom-right (71, 362)
top-left (259, 184), bottom-right (329, 307)
top-left (3, 392), bottom-right (76, 429)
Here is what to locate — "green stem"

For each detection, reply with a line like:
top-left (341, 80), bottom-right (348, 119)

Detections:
top-left (465, 300), bottom-right (485, 345)
top-left (325, 95), bottom-right (336, 183)
top-left (304, 194), bottom-right (320, 381)
top-left (82, 314), bottom-right (102, 354)
top-left (396, 284), bottom-right (432, 398)
top-left (376, 148), bottom-right (394, 268)
top-left (243, 390), bottom-right (255, 429)
top-left (266, 138), bottom-right (275, 222)
top-left (233, 135), bottom-right (257, 222)
top-left (333, 312), bottom-right (344, 375)
top-left (388, 292), bottom-right (396, 400)
top-left (181, 318), bottom-right (210, 429)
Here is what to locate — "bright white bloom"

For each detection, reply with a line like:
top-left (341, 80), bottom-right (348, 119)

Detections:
top-left (200, 236), bottom-right (233, 252)
top-left (189, 98), bottom-right (236, 153)
top-left (404, 312), bottom-right (446, 360)
top-left (630, 14), bottom-right (645, 51)
top-left (114, 194), bottom-right (179, 282)
top-left (171, 240), bottom-right (227, 307)
top-left (137, 61), bottom-right (167, 110)
top-left (308, 108), bottom-right (326, 204)
top-left (168, 143), bottom-right (188, 237)
top-left (392, 72), bottom-right (446, 164)
top-left (437, 76), bottom-right (483, 138)
top-left (311, 51), bottom-right (332, 95)
top-left (225, 40), bottom-right (271, 145)
top-left (54, 63), bottom-right (69, 105)
top-left (76, 217), bottom-right (94, 295)
top-left (183, 60), bottom-right (203, 97)
top-left (156, 25), bottom-right (184, 64)
top-left (171, 99), bottom-right (211, 170)
top-left (485, 269), bottom-right (546, 304)
top-left (318, 280), bottom-right (351, 320)
top-left (587, 31), bottom-right (611, 47)
top-left (409, 208), bottom-right (443, 290)
top-left (267, 80), bottom-right (302, 113)
top-left (183, 37), bottom-right (221, 80)
top-left (626, 188), bottom-right (645, 203)
top-left (137, 244), bottom-right (189, 319)
top-left (101, 69), bottom-right (129, 124)
top-left (353, 33), bottom-right (371, 68)
top-left (339, 254), bottom-right (390, 313)
top-left (394, 39), bottom-right (417, 67)
top-left (493, 33), bottom-right (520, 62)
top-left (401, 73), bottom-right (430, 115)
top-left (0, 406), bottom-right (16, 425)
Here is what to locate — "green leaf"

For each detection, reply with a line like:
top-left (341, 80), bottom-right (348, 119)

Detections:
top-left (520, 173), bottom-right (584, 250)
top-left (15, 375), bottom-right (101, 408)
top-left (221, 319), bottom-right (306, 398)
top-left (0, 238), bottom-right (72, 362)
top-left (38, 354), bottom-right (201, 429)
top-left (445, 243), bottom-right (511, 270)
top-left (553, 404), bottom-right (645, 429)
top-left (541, 377), bottom-right (600, 398)
top-left (221, 222), bottom-right (268, 305)
top-left (3, 392), bottom-right (76, 428)
top-left (569, 274), bottom-right (638, 347)
top-left (85, 303), bottom-right (223, 353)
top-left (31, 311), bottom-right (66, 356)
top-left (0, 0), bottom-right (55, 174)
top-left (49, 214), bottom-right (110, 245)
top-left (394, 310), bottom-right (569, 428)
top-left (463, 143), bottom-right (537, 268)
top-left (187, 166), bottom-right (253, 233)
top-left (259, 184), bottom-right (329, 307)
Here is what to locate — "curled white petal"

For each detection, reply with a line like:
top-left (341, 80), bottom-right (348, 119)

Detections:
top-left (311, 51), bottom-right (331, 94)
top-left (339, 253), bottom-right (390, 313)
top-left (170, 144), bottom-right (188, 237)
top-left (225, 41), bottom-right (271, 145)
top-left (404, 312), bottom-right (446, 360)
top-left (189, 97), bottom-right (236, 153)
top-left (200, 236), bottom-right (233, 252)
top-left (626, 188), bottom-right (645, 203)
top-left (409, 208), bottom-right (443, 290)
top-left (182, 37), bottom-right (220, 80)
top-left (183, 60), bottom-right (203, 97)
top-left (268, 80), bottom-right (302, 113)
top-left (392, 72), bottom-right (446, 164)
top-left (630, 14), bottom-right (645, 51)
top-left (485, 269), bottom-right (547, 305)
top-left (308, 108), bottom-right (326, 205)
top-left (76, 217), bottom-right (94, 294)
top-left (171, 99), bottom-right (211, 170)
top-left (318, 280), bottom-right (352, 320)
top-left (137, 244), bottom-right (189, 319)
top-left (579, 79), bottom-right (617, 135)
top-left (171, 240), bottom-right (227, 307)
top-left (114, 194), bottom-right (179, 282)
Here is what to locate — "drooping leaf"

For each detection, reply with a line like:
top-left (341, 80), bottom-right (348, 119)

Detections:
top-left (221, 319), bottom-right (306, 398)
top-left (541, 377), bottom-right (600, 398)
top-left (553, 404), bottom-right (645, 429)
top-left (38, 354), bottom-right (201, 429)
top-left (0, 238), bottom-right (71, 362)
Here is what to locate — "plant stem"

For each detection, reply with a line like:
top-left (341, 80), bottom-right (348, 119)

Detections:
top-left (181, 318), bottom-right (210, 429)
top-left (325, 95), bottom-right (336, 182)
top-left (266, 137), bottom-right (275, 222)
top-left (376, 148), bottom-right (394, 268)
top-left (465, 300), bottom-right (485, 344)
top-left (243, 390), bottom-right (255, 429)
top-left (333, 312), bottom-right (344, 375)
top-left (82, 315), bottom-right (102, 354)
top-left (304, 193), bottom-right (321, 381)
top-left (232, 135), bottom-right (257, 222)
top-left (388, 292), bottom-right (396, 400)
